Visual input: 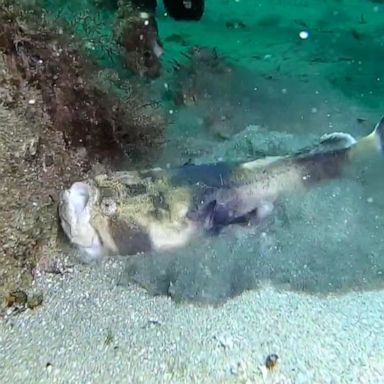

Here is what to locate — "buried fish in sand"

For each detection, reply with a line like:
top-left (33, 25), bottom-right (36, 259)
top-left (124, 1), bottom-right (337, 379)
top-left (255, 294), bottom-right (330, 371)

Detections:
top-left (58, 117), bottom-right (384, 262)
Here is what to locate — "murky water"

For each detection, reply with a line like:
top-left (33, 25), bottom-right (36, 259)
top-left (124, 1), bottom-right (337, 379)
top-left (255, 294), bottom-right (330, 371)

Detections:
top-left (109, 1), bottom-right (384, 303)
top-left (37, 0), bottom-right (384, 303)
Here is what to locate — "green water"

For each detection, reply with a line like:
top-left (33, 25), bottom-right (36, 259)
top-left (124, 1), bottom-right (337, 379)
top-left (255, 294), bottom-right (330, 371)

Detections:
top-left (42, 0), bottom-right (384, 160)
top-left (42, 0), bottom-right (384, 106)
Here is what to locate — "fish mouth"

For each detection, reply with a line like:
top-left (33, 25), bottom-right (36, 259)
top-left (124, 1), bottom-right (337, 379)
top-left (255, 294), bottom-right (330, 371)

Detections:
top-left (58, 181), bottom-right (105, 260)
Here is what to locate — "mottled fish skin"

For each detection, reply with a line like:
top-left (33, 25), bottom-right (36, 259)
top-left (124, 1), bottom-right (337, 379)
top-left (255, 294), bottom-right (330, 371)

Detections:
top-left (58, 117), bottom-right (384, 261)
top-left (292, 148), bottom-right (350, 185)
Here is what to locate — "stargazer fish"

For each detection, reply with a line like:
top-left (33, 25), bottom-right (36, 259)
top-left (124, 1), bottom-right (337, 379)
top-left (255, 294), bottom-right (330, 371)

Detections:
top-left (58, 117), bottom-right (384, 262)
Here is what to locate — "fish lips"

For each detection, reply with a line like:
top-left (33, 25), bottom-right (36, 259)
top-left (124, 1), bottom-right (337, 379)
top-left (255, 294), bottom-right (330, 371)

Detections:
top-left (58, 181), bottom-right (102, 251)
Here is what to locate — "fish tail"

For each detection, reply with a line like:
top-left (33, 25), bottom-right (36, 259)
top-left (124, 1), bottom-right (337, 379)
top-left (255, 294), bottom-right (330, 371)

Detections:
top-left (350, 116), bottom-right (384, 158)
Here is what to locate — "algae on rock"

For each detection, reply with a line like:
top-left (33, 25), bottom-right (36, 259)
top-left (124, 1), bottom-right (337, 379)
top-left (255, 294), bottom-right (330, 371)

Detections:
top-left (0, 50), bottom-right (89, 299)
top-left (0, 1), bottom-right (166, 301)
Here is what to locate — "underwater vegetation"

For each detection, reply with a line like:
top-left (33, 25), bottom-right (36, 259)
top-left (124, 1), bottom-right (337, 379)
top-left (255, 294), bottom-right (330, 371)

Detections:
top-left (170, 46), bottom-right (234, 107)
top-left (99, 0), bottom-right (205, 78)
top-left (114, 3), bottom-right (164, 78)
top-left (0, 0), bottom-right (167, 301)
top-left (164, 45), bottom-right (262, 142)
top-left (0, 1), bottom-right (166, 164)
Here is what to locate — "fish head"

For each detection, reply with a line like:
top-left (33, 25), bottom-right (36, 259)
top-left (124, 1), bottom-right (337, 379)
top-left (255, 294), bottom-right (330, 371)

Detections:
top-left (58, 177), bottom-right (156, 260)
top-left (58, 181), bottom-right (107, 262)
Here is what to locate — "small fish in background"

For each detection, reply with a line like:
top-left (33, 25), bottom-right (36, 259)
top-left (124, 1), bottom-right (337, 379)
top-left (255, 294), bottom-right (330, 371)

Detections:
top-left (58, 117), bottom-right (384, 263)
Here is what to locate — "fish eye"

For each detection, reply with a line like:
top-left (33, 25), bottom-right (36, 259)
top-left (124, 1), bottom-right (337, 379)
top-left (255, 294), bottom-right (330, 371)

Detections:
top-left (101, 198), bottom-right (117, 216)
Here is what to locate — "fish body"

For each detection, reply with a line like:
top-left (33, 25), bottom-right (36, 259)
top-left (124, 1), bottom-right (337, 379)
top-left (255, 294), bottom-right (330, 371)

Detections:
top-left (58, 117), bottom-right (384, 261)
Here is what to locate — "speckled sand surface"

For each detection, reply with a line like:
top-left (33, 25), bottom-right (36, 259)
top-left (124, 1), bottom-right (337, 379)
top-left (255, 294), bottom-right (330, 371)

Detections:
top-left (1, 1), bottom-right (384, 383)
top-left (1, 258), bottom-right (383, 384)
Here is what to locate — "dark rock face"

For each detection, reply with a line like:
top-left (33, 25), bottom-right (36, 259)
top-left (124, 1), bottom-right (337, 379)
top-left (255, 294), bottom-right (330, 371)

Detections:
top-left (163, 0), bottom-right (205, 21)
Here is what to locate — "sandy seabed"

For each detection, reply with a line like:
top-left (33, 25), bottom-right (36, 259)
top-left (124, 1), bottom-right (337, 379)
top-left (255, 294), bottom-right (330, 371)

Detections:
top-left (1, 258), bottom-right (383, 384)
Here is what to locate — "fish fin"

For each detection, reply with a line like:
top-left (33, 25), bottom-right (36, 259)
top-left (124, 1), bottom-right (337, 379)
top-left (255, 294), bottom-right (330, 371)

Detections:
top-left (372, 116), bottom-right (384, 152)
top-left (201, 199), bottom-right (275, 235)
top-left (241, 156), bottom-right (283, 170)
top-left (350, 116), bottom-right (384, 157)
top-left (291, 132), bottom-right (357, 159)
top-left (319, 132), bottom-right (357, 148)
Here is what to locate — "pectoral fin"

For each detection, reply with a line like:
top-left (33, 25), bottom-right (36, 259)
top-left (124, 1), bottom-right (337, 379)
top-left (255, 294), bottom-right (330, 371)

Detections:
top-left (200, 199), bottom-right (275, 235)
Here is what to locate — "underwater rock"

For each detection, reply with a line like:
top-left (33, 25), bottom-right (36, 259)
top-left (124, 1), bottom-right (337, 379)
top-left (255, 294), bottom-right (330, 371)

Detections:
top-left (0, 50), bottom-right (89, 300)
top-left (2, 289), bottom-right (43, 316)
top-left (96, 0), bottom-right (205, 21)
top-left (26, 291), bottom-right (44, 309)
top-left (0, 1), bottom-right (166, 300)
top-left (4, 290), bottom-right (28, 308)
top-left (0, 2), bottom-right (166, 165)
top-left (122, 0), bottom-right (157, 13)
top-left (163, 0), bottom-right (205, 21)
top-left (265, 354), bottom-right (279, 370)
